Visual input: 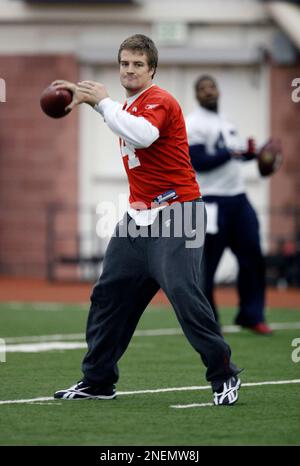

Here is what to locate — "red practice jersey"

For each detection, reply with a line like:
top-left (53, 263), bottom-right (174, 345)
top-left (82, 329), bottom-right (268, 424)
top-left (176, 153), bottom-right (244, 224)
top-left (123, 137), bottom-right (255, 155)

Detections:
top-left (120, 85), bottom-right (200, 208)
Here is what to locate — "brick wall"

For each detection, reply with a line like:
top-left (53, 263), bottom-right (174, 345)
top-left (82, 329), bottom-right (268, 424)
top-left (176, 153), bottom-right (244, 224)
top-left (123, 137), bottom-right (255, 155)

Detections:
top-left (0, 55), bottom-right (79, 278)
top-left (269, 64), bottom-right (300, 253)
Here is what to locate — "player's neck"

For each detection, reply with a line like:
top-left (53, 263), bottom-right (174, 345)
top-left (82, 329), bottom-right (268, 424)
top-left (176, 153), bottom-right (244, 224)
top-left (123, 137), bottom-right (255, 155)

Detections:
top-left (125, 83), bottom-right (154, 98)
top-left (200, 103), bottom-right (218, 113)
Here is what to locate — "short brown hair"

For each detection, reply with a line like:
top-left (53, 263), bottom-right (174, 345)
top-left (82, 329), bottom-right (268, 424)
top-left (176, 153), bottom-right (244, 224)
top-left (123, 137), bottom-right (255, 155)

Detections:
top-left (118, 34), bottom-right (158, 78)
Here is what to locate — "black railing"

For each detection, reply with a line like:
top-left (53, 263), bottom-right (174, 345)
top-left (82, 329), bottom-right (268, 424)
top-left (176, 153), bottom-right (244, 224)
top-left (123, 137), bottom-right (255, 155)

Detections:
top-left (0, 203), bottom-right (299, 285)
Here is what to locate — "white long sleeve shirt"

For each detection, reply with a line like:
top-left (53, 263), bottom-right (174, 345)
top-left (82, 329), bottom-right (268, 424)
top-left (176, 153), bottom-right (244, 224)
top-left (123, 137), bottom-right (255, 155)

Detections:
top-left (185, 106), bottom-right (246, 196)
top-left (94, 87), bottom-right (160, 149)
top-left (94, 86), bottom-right (164, 225)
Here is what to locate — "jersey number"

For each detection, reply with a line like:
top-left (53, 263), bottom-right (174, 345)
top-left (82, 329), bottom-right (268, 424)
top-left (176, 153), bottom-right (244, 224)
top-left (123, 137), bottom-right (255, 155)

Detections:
top-left (121, 140), bottom-right (141, 169)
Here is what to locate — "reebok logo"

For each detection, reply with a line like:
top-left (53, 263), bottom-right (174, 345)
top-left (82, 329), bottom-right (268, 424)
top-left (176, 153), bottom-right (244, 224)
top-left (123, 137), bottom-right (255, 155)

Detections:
top-left (145, 104), bottom-right (159, 110)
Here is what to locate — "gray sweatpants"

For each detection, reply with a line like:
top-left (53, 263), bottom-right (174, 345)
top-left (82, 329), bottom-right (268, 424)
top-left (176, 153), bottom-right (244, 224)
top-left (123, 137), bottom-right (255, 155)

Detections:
top-left (82, 199), bottom-right (240, 391)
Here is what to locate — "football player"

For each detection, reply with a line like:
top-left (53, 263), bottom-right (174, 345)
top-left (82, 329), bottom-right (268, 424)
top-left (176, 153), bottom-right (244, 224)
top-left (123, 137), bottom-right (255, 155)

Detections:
top-left (186, 75), bottom-right (272, 335)
top-left (52, 37), bottom-right (241, 405)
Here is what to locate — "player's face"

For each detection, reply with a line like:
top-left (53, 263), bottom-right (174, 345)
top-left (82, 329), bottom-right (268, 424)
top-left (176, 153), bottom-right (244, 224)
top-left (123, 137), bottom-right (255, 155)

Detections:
top-left (119, 50), bottom-right (155, 97)
top-left (196, 79), bottom-right (219, 111)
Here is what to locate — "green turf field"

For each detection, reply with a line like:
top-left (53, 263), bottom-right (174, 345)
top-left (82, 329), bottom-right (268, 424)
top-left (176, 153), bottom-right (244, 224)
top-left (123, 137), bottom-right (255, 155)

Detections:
top-left (0, 302), bottom-right (299, 446)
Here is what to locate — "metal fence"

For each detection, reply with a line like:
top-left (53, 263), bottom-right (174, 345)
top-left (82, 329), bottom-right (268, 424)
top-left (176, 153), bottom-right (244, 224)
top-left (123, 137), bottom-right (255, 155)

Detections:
top-left (0, 203), bottom-right (299, 286)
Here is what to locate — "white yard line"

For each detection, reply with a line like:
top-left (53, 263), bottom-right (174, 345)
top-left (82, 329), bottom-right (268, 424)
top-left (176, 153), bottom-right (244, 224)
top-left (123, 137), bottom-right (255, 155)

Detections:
top-left (5, 334), bottom-right (86, 344)
top-left (267, 322), bottom-right (300, 330)
top-left (5, 342), bottom-right (87, 352)
top-left (4, 329), bottom-right (182, 344)
top-left (170, 379), bottom-right (300, 409)
top-left (0, 379), bottom-right (299, 406)
top-left (172, 403), bottom-right (214, 408)
top-left (3, 321), bottom-right (300, 351)
top-left (223, 322), bottom-right (300, 332)
top-left (0, 397), bottom-right (54, 405)
top-left (3, 302), bottom-right (85, 311)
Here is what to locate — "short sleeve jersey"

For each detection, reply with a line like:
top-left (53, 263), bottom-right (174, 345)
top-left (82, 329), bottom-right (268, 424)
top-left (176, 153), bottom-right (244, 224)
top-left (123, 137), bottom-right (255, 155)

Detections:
top-left (120, 85), bottom-right (200, 208)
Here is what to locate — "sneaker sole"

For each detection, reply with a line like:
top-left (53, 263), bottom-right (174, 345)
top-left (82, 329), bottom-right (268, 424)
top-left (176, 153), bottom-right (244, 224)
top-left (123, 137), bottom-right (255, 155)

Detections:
top-left (54, 392), bottom-right (117, 400)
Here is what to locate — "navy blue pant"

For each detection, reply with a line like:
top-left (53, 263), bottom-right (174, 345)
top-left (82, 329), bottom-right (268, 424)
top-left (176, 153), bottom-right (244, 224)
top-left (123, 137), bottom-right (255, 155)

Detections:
top-left (202, 193), bottom-right (265, 326)
top-left (82, 200), bottom-right (240, 390)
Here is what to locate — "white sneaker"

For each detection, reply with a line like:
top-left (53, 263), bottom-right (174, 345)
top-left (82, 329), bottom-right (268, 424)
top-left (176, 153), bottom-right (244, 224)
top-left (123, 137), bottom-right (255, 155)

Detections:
top-left (54, 380), bottom-right (116, 400)
top-left (213, 376), bottom-right (241, 406)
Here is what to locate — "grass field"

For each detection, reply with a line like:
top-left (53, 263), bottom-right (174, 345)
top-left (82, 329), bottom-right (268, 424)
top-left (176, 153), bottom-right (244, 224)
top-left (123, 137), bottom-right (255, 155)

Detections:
top-left (0, 302), bottom-right (299, 446)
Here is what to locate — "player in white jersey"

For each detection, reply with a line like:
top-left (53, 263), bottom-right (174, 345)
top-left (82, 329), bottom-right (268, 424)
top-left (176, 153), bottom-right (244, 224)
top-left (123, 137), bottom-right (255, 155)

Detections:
top-left (186, 75), bottom-right (272, 335)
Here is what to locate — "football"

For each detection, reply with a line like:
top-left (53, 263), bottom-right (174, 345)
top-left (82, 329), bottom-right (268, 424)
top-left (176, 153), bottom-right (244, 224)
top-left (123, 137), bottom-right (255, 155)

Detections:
top-left (40, 85), bottom-right (73, 118)
top-left (257, 138), bottom-right (283, 177)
